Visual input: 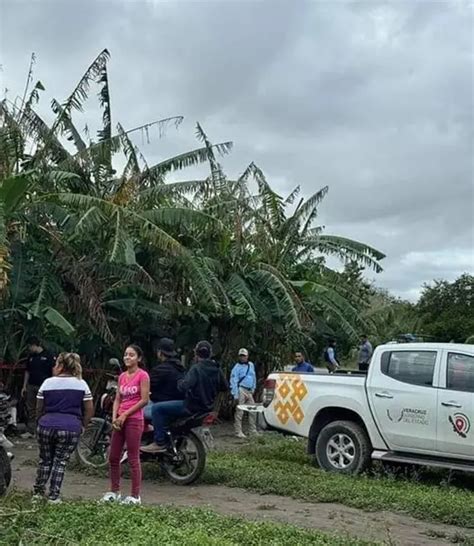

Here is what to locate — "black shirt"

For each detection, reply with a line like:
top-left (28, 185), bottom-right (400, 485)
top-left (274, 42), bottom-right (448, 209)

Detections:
top-left (178, 359), bottom-right (228, 415)
top-left (26, 351), bottom-right (55, 387)
top-left (149, 358), bottom-right (185, 403)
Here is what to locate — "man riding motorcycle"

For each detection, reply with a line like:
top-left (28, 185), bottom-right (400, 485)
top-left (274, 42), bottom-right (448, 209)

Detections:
top-left (141, 340), bottom-right (228, 454)
top-left (143, 338), bottom-right (185, 422)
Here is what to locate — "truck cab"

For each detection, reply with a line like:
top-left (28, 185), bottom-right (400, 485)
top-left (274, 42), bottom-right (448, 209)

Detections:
top-left (367, 344), bottom-right (473, 459)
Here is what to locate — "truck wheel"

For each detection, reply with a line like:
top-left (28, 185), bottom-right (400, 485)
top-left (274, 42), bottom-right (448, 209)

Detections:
top-left (315, 420), bottom-right (371, 475)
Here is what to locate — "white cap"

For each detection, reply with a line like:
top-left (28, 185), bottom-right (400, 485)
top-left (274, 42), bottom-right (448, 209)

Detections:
top-left (238, 348), bottom-right (249, 357)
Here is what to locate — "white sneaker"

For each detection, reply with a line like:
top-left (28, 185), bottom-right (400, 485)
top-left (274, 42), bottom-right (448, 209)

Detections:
top-left (101, 492), bottom-right (121, 503)
top-left (31, 494), bottom-right (44, 504)
top-left (48, 497), bottom-right (62, 505)
top-left (121, 496), bottom-right (141, 505)
top-left (236, 432), bottom-right (247, 439)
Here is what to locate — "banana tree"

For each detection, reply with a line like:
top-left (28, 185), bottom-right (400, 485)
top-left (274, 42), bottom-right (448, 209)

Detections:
top-left (1, 48), bottom-right (387, 369)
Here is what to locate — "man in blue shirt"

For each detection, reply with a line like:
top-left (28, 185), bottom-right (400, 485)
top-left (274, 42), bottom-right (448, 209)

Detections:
top-left (292, 351), bottom-right (314, 373)
top-left (230, 348), bottom-right (257, 439)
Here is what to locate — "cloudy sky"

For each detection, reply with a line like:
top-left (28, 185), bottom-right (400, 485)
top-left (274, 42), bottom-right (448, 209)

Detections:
top-left (1, 0), bottom-right (473, 300)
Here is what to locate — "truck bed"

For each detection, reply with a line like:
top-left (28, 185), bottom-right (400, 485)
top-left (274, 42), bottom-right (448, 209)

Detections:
top-left (263, 370), bottom-right (367, 437)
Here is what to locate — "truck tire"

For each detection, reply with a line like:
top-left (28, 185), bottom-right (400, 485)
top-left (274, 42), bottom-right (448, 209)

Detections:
top-left (315, 420), bottom-right (371, 475)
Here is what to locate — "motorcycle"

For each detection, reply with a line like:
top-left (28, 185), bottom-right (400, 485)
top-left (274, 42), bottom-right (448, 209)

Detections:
top-left (76, 361), bottom-right (211, 485)
top-left (0, 392), bottom-right (14, 496)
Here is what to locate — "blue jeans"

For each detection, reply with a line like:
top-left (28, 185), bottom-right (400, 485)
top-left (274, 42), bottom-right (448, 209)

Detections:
top-left (151, 400), bottom-right (189, 444)
top-left (143, 401), bottom-right (154, 421)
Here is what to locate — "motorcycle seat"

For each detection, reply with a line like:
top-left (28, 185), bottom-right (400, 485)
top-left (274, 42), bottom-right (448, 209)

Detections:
top-left (171, 412), bottom-right (209, 429)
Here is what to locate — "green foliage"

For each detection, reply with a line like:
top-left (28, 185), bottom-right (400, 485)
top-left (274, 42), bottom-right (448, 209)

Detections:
top-left (365, 273), bottom-right (474, 346)
top-left (417, 274), bottom-right (474, 343)
top-left (3, 49), bottom-right (470, 375)
top-left (0, 51), bottom-right (386, 370)
top-left (205, 436), bottom-right (474, 528)
top-left (363, 289), bottom-right (420, 347)
top-left (0, 494), bottom-right (373, 546)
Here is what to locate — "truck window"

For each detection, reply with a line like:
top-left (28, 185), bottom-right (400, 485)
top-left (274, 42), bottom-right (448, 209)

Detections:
top-left (381, 351), bottom-right (437, 387)
top-left (447, 353), bottom-right (474, 393)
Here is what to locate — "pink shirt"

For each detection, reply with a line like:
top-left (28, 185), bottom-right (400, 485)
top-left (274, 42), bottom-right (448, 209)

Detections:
top-left (118, 369), bottom-right (149, 421)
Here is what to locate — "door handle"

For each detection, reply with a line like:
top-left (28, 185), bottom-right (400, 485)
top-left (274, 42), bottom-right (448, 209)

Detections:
top-left (441, 401), bottom-right (462, 408)
top-left (375, 392), bottom-right (394, 399)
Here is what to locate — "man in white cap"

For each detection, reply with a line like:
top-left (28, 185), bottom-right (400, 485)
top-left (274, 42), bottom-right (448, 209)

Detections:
top-left (230, 348), bottom-right (257, 438)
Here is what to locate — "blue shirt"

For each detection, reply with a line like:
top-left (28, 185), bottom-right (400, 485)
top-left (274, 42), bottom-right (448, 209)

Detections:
top-left (292, 362), bottom-right (314, 373)
top-left (230, 362), bottom-right (257, 398)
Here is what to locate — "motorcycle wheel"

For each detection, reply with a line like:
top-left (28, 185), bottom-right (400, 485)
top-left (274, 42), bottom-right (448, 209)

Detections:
top-left (161, 431), bottom-right (206, 485)
top-left (75, 418), bottom-right (111, 468)
top-left (0, 446), bottom-right (11, 496)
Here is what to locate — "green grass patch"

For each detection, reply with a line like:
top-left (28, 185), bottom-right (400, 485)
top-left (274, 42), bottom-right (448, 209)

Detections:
top-left (204, 435), bottom-right (474, 528)
top-left (0, 493), bottom-right (375, 546)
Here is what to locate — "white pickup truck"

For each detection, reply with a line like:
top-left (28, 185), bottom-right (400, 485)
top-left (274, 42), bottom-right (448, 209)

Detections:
top-left (262, 343), bottom-right (474, 474)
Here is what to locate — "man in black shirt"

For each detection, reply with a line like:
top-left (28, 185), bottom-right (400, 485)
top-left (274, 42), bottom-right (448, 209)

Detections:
top-left (21, 337), bottom-right (55, 435)
top-left (143, 338), bottom-right (185, 421)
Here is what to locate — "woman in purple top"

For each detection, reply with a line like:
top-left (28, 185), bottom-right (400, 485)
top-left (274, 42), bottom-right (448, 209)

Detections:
top-left (34, 353), bottom-right (93, 503)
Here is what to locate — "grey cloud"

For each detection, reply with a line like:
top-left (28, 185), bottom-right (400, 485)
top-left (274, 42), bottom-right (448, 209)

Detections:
top-left (0, 0), bottom-right (472, 301)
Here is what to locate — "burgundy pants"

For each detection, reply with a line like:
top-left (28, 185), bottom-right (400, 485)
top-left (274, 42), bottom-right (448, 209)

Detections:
top-left (109, 418), bottom-right (143, 498)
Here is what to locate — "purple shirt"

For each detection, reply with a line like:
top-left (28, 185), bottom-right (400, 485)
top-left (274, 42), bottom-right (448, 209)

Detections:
top-left (37, 376), bottom-right (92, 433)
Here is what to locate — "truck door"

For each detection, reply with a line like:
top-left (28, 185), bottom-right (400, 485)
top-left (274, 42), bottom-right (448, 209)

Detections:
top-left (437, 350), bottom-right (474, 458)
top-left (367, 349), bottom-right (439, 453)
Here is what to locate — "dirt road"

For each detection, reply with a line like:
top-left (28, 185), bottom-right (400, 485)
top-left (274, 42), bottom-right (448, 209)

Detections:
top-left (8, 438), bottom-right (473, 546)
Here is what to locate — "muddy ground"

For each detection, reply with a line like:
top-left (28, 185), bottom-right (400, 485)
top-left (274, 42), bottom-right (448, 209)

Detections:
top-left (6, 425), bottom-right (474, 546)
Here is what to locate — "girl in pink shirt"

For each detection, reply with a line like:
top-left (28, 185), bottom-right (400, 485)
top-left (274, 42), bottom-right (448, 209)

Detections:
top-left (102, 345), bottom-right (149, 505)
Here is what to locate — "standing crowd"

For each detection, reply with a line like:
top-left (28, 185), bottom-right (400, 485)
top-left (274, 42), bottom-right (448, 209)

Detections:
top-left (15, 334), bottom-right (373, 504)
